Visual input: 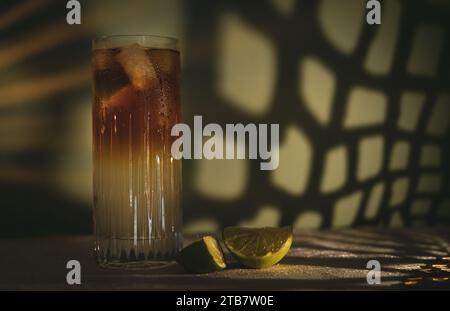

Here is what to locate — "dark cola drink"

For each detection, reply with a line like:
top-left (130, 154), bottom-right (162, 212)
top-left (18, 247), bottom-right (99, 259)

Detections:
top-left (92, 36), bottom-right (182, 267)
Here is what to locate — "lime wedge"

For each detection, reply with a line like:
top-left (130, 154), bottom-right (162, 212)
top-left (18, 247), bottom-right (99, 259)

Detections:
top-left (176, 236), bottom-right (226, 273)
top-left (223, 226), bottom-right (293, 269)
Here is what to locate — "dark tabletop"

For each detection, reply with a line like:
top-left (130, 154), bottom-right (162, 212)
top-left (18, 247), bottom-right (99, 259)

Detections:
top-left (1, 227), bottom-right (449, 290)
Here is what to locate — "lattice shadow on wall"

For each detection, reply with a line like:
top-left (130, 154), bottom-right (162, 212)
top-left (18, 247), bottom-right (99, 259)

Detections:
top-left (182, 0), bottom-right (450, 230)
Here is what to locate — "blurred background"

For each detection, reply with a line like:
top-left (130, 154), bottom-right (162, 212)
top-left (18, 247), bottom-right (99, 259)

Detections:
top-left (0, 0), bottom-right (448, 237)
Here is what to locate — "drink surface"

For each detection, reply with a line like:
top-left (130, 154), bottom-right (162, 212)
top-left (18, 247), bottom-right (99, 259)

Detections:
top-left (92, 44), bottom-right (182, 266)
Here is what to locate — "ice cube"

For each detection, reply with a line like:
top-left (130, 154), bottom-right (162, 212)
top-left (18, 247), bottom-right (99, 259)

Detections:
top-left (101, 85), bottom-right (136, 109)
top-left (116, 43), bottom-right (158, 91)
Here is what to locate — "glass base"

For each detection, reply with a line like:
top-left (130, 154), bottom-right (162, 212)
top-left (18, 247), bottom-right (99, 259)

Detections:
top-left (95, 234), bottom-right (182, 269)
top-left (98, 259), bottom-right (177, 270)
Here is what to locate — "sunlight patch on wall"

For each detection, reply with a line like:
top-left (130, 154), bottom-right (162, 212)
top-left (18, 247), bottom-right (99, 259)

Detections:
top-left (85, 0), bottom-right (184, 41)
top-left (0, 114), bottom-right (50, 133)
top-left (271, 126), bottom-right (312, 195)
top-left (0, 66), bottom-right (89, 108)
top-left (407, 24), bottom-right (444, 77)
top-left (184, 218), bottom-right (219, 234)
top-left (0, 127), bottom-right (52, 151)
top-left (299, 57), bottom-right (336, 126)
top-left (320, 145), bottom-right (347, 193)
top-left (194, 156), bottom-right (248, 200)
top-left (238, 206), bottom-right (280, 227)
top-left (344, 87), bottom-right (387, 128)
top-left (420, 144), bottom-right (442, 167)
top-left (318, 0), bottom-right (365, 54)
top-left (293, 211), bottom-right (322, 229)
top-left (416, 174), bottom-right (442, 193)
top-left (389, 140), bottom-right (410, 171)
top-left (357, 135), bottom-right (384, 181)
top-left (333, 190), bottom-right (363, 227)
top-left (397, 92), bottom-right (425, 132)
top-left (364, 182), bottom-right (385, 219)
top-left (364, 0), bottom-right (401, 75)
top-left (0, 0), bottom-right (53, 30)
top-left (390, 177), bottom-right (410, 206)
top-left (217, 11), bottom-right (276, 116)
top-left (52, 97), bottom-right (92, 203)
top-left (85, 0), bottom-right (185, 63)
top-left (0, 114), bottom-right (51, 153)
top-left (426, 93), bottom-right (450, 136)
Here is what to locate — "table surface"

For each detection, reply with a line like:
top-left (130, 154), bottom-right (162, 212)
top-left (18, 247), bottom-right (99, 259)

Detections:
top-left (1, 228), bottom-right (449, 290)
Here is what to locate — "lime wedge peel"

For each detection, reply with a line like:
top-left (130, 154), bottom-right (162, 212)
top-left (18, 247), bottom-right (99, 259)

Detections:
top-left (223, 226), bottom-right (293, 269)
top-left (176, 236), bottom-right (226, 274)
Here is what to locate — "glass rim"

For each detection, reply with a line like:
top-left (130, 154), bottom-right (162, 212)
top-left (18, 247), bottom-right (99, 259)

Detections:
top-left (92, 34), bottom-right (179, 51)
